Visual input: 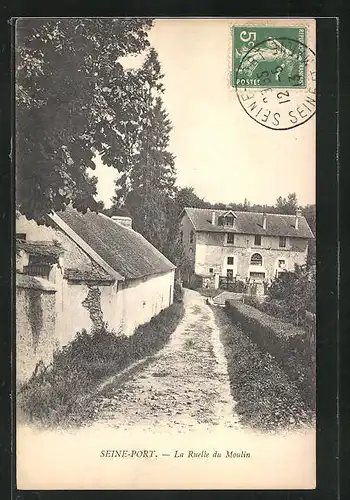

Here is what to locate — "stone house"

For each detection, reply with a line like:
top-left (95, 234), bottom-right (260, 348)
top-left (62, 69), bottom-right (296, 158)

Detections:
top-left (16, 206), bottom-right (176, 384)
top-left (179, 207), bottom-right (314, 288)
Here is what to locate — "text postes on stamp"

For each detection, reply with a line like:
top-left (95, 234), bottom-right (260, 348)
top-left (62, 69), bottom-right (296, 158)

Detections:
top-left (233, 36), bottom-right (316, 131)
top-left (232, 27), bottom-right (306, 89)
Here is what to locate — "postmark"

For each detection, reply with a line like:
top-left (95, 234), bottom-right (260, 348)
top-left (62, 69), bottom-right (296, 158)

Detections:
top-left (233, 36), bottom-right (316, 130)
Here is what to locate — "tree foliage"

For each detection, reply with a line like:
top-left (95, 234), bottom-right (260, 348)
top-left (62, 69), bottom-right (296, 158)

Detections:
top-left (16, 18), bottom-right (153, 220)
top-left (267, 265), bottom-right (316, 324)
top-left (110, 49), bottom-right (176, 253)
top-left (275, 192), bottom-right (299, 214)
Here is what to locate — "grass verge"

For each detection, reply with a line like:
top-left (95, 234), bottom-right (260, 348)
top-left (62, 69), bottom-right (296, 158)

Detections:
top-left (225, 300), bottom-right (316, 410)
top-left (17, 301), bottom-right (184, 428)
top-left (212, 306), bottom-right (315, 432)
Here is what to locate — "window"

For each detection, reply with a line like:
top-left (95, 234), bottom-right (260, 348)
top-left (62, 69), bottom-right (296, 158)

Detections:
top-left (24, 255), bottom-right (52, 279)
top-left (16, 233), bottom-right (26, 241)
top-left (279, 236), bottom-right (287, 248)
top-left (227, 269), bottom-right (234, 279)
top-left (250, 253), bottom-right (262, 266)
top-left (190, 230), bottom-right (194, 243)
top-left (227, 256), bottom-right (234, 265)
top-left (225, 216), bottom-right (234, 227)
top-left (218, 215), bottom-right (235, 227)
top-left (227, 233), bottom-right (235, 244)
top-left (209, 267), bottom-right (214, 274)
top-left (180, 231), bottom-right (183, 243)
top-left (254, 235), bottom-right (261, 246)
top-left (278, 259), bottom-right (286, 267)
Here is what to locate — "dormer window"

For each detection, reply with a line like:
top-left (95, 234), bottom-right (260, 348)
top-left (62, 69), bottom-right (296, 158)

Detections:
top-left (218, 211), bottom-right (236, 227)
top-left (225, 215), bottom-right (235, 227)
top-left (18, 241), bottom-right (64, 280)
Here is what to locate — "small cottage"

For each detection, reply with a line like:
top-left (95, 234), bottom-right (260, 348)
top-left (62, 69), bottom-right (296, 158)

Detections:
top-left (16, 206), bottom-right (176, 383)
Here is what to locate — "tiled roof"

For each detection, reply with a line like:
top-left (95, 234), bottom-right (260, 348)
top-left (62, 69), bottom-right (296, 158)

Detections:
top-left (16, 240), bottom-right (64, 258)
top-left (16, 273), bottom-right (56, 292)
top-left (64, 267), bottom-right (113, 283)
top-left (183, 207), bottom-right (314, 239)
top-left (56, 206), bottom-right (176, 281)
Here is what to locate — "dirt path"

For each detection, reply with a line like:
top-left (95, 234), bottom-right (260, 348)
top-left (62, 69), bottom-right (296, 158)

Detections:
top-left (90, 289), bottom-right (240, 432)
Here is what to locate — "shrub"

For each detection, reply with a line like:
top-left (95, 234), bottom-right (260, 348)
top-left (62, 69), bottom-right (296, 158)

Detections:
top-left (18, 302), bottom-right (185, 427)
top-left (267, 265), bottom-right (316, 325)
top-left (232, 280), bottom-right (246, 293)
top-left (189, 274), bottom-right (203, 290)
top-left (173, 281), bottom-right (184, 302)
top-left (213, 307), bottom-right (314, 431)
top-left (244, 296), bottom-right (294, 324)
top-left (225, 300), bottom-right (315, 410)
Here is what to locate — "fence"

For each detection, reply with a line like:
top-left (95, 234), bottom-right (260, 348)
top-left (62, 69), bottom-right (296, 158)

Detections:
top-left (219, 277), bottom-right (247, 293)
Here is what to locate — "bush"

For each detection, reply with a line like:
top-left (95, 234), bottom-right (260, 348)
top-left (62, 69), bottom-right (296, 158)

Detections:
top-left (173, 281), bottom-right (184, 302)
top-left (189, 274), bottom-right (203, 290)
top-left (232, 280), bottom-right (246, 293)
top-left (244, 296), bottom-right (294, 324)
top-left (225, 300), bottom-right (315, 410)
top-left (18, 302), bottom-right (185, 427)
top-left (267, 266), bottom-right (316, 325)
top-left (213, 307), bottom-right (314, 431)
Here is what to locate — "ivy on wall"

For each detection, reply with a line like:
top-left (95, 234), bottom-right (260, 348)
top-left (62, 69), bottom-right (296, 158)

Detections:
top-left (27, 289), bottom-right (43, 353)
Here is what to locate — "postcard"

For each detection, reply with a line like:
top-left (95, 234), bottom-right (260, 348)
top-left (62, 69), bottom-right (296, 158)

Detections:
top-left (15, 17), bottom-right (316, 490)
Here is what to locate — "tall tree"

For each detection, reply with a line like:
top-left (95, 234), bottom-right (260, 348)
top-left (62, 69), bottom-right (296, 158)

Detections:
top-left (111, 48), bottom-right (176, 253)
top-left (302, 204), bottom-right (316, 267)
top-left (16, 18), bottom-right (153, 220)
top-left (275, 192), bottom-right (299, 214)
top-left (174, 187), bottom-right (207, 212)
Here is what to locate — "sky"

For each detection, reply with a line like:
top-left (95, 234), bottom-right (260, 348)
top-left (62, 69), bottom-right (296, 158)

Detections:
top-left (93, 19), bottom-right (315, 208)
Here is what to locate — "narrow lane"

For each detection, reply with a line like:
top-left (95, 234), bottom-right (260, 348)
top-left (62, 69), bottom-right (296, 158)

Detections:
top-left (91, 289), bottom-right (240, 432)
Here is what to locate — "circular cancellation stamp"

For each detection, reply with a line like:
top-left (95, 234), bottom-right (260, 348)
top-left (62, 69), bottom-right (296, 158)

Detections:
top-left (234, 37), bottom-right (316, 130)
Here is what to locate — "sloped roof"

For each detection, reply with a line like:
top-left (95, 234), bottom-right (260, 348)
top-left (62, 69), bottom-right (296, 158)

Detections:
top-left (16, 240), bottom-right (64, 258)
top-left (56, 206), bottom-right (175, 281)
top-left (16, 273), bottom-right (57, 292)
top-left (64, 267), bottom-right (113, 283)
top-left (183, 207), bottom-right (314, 239)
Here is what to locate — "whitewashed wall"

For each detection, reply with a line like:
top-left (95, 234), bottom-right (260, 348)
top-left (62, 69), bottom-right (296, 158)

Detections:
top-left (194, 231), bottom-right (308, 280)
top-left (16, 215), bottom-right (176, 351)
top-left (100, 270), bottom-right (175, 337)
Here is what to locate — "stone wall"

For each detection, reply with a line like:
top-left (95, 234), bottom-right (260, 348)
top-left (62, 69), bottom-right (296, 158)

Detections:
top-left (194, 231), bottom-right (308, 280)
top-left (16, 282), bottom-right (58, 386)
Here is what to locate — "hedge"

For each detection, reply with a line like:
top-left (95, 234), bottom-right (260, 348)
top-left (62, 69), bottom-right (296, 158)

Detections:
top-left (225, 300), bottom-right (315, 410)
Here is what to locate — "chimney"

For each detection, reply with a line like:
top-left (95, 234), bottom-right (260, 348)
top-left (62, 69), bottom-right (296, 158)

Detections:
top-left (295, 209), bottom-right (302, 230)
top-left (211, 211), bottom-right (216, 225)
top-left (111, 216), bottom-right (133, 229)
top-left (262, 213), bottom-right (267, 230)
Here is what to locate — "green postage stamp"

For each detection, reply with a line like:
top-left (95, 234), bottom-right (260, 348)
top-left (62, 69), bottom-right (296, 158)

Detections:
top-left (232, 27), bottom-right (307, 89)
